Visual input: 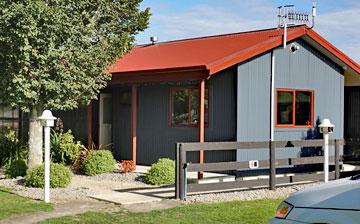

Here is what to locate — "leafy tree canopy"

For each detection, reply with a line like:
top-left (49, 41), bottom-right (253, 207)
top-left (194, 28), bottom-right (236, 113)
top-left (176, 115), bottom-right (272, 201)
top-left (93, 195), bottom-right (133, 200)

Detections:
top-left (0, 0), bottom-right (150, 112)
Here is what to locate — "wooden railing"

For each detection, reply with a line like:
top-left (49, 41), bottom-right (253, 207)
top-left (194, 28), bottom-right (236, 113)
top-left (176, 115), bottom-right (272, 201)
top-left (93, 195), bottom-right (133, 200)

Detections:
top-left (175, 139), bottom-right (344, 200)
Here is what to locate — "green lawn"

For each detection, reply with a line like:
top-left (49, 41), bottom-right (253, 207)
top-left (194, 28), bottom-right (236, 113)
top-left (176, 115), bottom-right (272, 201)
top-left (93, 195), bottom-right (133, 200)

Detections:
top-left (41, 199), bottom-right (281, 224)
top-left (0, 187), bottom-right (53, 220)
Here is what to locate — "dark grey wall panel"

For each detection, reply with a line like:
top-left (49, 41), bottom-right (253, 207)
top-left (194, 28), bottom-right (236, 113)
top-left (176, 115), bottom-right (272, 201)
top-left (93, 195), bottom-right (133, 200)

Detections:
top-left (112, 87), bottom-right (132, 161)
top-left (344, 87), bottom-right (360, 160)
top-left (136, 69), bottom-right (236, 165)
top-left (237, 39), bottom-right (344, 162)
top-left (54, 106), bottom-right (88, 143)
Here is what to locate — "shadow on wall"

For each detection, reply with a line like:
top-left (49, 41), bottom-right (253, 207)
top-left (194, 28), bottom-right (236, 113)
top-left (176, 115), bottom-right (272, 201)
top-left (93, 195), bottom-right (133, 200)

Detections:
top-left (301, 117), bottom-right (324, 157)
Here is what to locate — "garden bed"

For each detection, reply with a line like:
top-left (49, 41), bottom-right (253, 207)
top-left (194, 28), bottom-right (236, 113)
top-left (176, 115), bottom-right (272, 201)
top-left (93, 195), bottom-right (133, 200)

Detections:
top-left (0, 172), bottom-right (151, 203)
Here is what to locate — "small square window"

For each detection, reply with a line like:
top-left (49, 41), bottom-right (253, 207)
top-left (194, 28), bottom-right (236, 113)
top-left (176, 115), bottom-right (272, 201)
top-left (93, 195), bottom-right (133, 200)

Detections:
top-left (276, 89), bottom-right (313, 128)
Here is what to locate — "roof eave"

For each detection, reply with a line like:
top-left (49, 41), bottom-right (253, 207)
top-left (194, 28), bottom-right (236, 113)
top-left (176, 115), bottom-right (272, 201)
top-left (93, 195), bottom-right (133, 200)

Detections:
top-left (109, 65), bottom-right (210, 85)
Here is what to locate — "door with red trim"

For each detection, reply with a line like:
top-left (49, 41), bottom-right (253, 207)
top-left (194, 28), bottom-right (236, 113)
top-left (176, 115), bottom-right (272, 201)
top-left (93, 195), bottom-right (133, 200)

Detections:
top-left (99, 93), bottom-right (112, 149)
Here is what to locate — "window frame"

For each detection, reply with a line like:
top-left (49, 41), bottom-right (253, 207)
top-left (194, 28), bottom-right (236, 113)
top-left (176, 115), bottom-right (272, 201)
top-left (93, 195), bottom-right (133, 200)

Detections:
top-left (275, 88), bottom-right (314, 128)
top-left (169, 87), bottom-right (209, 128)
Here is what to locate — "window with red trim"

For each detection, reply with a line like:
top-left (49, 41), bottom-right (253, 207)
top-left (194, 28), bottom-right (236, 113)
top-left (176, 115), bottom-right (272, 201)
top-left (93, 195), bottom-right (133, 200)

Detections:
top-left (170, 88), bottom-right (209, 126)
top-left (276, 89), bottom-right (313, 128)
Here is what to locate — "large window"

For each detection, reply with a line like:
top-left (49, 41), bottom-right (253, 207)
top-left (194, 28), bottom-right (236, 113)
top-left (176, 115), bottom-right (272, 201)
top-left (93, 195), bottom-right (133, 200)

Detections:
top-left (0, 104), bottom-right (19, 129)
top-left (276, 89), bottom-right (313, 128)
top-left (170, 88), bottom-right (209, 127)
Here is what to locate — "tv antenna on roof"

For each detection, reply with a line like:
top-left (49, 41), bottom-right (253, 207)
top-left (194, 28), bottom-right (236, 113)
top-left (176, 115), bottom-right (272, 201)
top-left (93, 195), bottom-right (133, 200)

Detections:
top-left (277, 2), bottom-right (316, 48)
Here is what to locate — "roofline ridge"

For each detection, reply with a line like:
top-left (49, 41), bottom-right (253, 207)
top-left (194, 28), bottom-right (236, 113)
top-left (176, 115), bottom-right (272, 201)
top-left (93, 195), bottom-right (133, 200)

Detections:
top-left (136, 25), bottom-right (307, 47)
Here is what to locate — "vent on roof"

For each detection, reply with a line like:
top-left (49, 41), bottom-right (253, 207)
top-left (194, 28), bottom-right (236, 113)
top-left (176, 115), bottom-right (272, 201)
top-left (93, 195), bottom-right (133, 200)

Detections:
top-left (150, 36), bottom-right (158, 45)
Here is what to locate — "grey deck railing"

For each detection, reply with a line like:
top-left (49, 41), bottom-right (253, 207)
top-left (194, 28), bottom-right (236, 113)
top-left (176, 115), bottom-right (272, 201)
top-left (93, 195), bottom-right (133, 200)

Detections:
top-left (175, 139), bottom-right (344, 200)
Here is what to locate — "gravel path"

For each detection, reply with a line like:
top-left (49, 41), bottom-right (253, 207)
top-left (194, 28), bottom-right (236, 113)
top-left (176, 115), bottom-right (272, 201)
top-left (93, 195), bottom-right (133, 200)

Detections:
top-left (0, 172), bottom-right (150, 203)
top-left (185, 183), bottom-right (320, 203)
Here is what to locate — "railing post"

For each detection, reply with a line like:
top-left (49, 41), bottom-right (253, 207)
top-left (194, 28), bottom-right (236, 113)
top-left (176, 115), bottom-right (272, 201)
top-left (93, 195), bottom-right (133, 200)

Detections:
top-left (269, 140), bottom-right (276, 190)
top-left (183, 163), bottom-right (188, 201)
top-left (335, 139), bottom-right (340, 179)
top-left (175, 143), bottom-right (180, 199)
top-left (179, 144), bottom-right (186, 201)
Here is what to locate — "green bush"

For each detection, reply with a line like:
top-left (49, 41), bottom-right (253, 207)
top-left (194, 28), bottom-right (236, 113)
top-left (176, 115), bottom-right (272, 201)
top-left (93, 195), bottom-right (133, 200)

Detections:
top-left (82, 150), bottom-right (116, 176)
top-left (0, 127), bottom-right (27, 167)
top-left (5, 159), bottom-right (27, 178)
top-left (51, 130), bottom-right (82, 165)
top-left (144, 158), bottom-right (175, 185)
top-left (25, 163), bottom-right (72, 188)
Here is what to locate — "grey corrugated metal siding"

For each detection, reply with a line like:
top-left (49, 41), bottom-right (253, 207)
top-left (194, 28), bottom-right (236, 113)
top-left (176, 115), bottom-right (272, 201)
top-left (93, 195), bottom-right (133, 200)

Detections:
top-left (135, 69), bottom-right (236, 165)
top-left (112, 87), bottom-right (132, 160)
top-left (54, 106), bottom-right (88, 143)
top-left (236, 52), bottom-right (271, 161)
top-left (237, 39), bottom-right (344, 162)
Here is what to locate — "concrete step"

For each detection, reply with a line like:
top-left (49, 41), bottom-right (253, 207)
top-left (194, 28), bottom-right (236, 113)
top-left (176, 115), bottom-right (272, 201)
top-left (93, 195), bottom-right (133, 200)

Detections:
top-left (89, 191), bottom-right (162, 205)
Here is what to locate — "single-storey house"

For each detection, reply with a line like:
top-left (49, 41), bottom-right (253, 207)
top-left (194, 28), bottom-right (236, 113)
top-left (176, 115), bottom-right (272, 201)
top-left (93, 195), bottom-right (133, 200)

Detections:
top-left (4, 25), bottom-right (360, 166)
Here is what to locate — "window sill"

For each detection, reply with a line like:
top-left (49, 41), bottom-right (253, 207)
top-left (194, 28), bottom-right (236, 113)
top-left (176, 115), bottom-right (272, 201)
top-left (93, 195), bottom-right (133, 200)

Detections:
top-left (275, 126), bottom-right (314, 132)
top-left (170, 124), bottom-right (209, 128)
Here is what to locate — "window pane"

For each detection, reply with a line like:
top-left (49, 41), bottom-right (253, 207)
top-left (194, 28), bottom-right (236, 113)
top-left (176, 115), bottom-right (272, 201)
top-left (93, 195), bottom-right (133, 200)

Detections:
top-left (172, 90), bottom-right (189, 125)
top-left (13, 109), bottom-right (19, 118)
top-left (189, 89), bottom-right (209, 125)
top-left (295, 92), bottom-right (312, 126)
top-left (277, 91), bottom-right (293, 125)
top-left (190, 91), bottom-right (199, 124)
top-left (3, 106), bottom-right (13, 118)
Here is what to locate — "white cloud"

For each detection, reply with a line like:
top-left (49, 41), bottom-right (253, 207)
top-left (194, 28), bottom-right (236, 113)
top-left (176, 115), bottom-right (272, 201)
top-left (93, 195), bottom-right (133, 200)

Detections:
top-left (139, 1), bottom-right (276, 42)
top-left (316, 8), bottom-right (360, 63)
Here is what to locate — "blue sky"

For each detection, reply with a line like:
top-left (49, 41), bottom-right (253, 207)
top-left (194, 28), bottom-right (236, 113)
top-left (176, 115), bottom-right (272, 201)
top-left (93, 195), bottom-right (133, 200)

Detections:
top-left (136, 0), bottom-right (360, 63)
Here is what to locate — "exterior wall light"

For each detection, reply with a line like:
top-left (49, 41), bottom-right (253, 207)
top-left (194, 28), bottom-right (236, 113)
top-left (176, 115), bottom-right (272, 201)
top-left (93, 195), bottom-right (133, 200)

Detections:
top-left (290, 43), bottom-right (300, 53)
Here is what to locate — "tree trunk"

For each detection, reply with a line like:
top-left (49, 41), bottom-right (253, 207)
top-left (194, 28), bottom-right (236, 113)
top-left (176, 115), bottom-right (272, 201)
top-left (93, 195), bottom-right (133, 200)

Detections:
top-left (28, 107), bottom-right (43, 169)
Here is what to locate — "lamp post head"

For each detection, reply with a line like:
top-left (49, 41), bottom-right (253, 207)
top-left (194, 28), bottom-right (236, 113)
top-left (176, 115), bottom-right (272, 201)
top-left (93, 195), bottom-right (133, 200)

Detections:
top-left (38, 110), bottom-right (56, 127)
top-left (318, 118), bottom-right (334, 134)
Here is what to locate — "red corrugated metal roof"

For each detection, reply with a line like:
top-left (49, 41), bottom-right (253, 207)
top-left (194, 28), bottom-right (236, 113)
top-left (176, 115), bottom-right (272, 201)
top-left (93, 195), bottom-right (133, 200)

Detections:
top-left (108, 25), bottom-right (360, 78)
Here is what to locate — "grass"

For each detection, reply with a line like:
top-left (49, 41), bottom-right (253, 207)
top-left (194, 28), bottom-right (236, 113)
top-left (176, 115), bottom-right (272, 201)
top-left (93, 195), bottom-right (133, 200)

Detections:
top-left (0, 187), bottom-right (53, 220)
top-left (41, 199), bottom-right (281, 224)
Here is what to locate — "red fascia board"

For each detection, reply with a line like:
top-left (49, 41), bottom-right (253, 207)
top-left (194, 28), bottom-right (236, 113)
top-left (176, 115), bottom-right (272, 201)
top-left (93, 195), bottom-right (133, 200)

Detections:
top-left (207, 27), bottom-right (307, 75)
top-left (305, 29), bottom-right (360, 75)
top-left (109, 66), bottom-right (209, 84)
top-left (111, 65), bottom-right (208, 76)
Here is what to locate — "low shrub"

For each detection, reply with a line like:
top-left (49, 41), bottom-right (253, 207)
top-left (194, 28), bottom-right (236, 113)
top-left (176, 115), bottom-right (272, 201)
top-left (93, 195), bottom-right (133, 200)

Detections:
top-left (25, 163), bottom-right (72, 188)
top-left (0, 127), bottom-right (27, 167)
top-left (5, 159), bottom-right (27, 178)
top-left (118, 160), bottom-right (135, 173)
top-left (51, 130), bottom-right (82, 165)
top-left (144, 158), bottom-right (175, 185)
top-left (82, 150), bottom-right (116, 176)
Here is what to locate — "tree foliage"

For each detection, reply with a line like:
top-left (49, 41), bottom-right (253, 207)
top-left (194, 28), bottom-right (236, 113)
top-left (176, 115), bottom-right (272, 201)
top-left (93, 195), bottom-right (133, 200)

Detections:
top-left (0, 0), bottom-right (150, 111)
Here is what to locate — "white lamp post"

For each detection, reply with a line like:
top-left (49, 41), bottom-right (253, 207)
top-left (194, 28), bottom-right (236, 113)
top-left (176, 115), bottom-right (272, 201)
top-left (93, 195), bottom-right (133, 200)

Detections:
top-left (38, 110), bottom-right (56, 203)
top-left (318, 118), bottom-right (334, 183)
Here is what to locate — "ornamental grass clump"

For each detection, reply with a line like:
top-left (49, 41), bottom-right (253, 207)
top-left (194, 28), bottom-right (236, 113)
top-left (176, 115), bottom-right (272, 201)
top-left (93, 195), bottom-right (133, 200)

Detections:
top-left (82, 150), bottom-right (116, 176)
top-left (50, 129), bottom-right (82, 166)
top-left (5, 159), bottom-right (27, 178)
top-left (25, 163), bottom-right (72, 188)
top-left (144, 158), bottom-right (175, 185)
